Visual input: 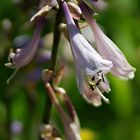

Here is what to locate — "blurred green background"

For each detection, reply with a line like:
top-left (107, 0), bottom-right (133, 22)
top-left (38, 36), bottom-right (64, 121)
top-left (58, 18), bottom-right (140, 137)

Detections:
top-left (0, 0), bottom-right (140, 140)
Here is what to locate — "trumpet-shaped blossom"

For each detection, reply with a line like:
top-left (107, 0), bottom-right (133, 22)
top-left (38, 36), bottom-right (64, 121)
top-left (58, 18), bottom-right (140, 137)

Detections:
top-left (80, 3), bottom-right (136, 79)
top-left (62, 1), bottom-right (113, 106)
top-left (5, 18), bottom-right (44, 68)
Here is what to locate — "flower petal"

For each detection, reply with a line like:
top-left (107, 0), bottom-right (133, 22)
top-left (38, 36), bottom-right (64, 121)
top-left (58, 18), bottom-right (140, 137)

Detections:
top-left (80, 3), bottom-right (136, 79)
top-left (82, 81), bottom-right (102, 106)
top-left (92, 21), bottom-right (136, 79)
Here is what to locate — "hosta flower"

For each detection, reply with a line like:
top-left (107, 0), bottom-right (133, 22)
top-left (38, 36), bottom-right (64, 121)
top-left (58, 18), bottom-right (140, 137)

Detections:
top-left (80, 3), bottom-right (136, 79)
top-left (62, 1), bottom-right (113, 106)
top-left (5, 18), bottom-right (44, 69)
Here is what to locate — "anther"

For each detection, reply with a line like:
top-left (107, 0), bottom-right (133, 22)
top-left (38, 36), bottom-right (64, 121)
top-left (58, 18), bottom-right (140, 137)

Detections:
top-left (101, 74), bottom-right (105, 82)
top-left (97, 70), bottom-right (102, 76)
top-left (96, 79), bottom-right (102, 86)
top-left (90, 84), bottom-right (95, 91)
top-left (91, 76), bottom-right (95, 81)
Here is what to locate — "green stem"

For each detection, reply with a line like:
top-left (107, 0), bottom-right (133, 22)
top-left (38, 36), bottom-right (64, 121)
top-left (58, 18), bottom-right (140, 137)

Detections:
top-left (42, 7), bottom-right (62, 127)
top-left (50, 15), bottom-right (62, 71)
top-left (39, 10), bottom-right (62, 140)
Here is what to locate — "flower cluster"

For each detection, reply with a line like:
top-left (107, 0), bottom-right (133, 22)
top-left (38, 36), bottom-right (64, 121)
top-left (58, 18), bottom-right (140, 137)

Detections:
top-left (61, 0), bottom-right (135, 106)
top-left (5, 0), bottom-right (135, 106)
top-left (5, 0), bottom-right (136, 139)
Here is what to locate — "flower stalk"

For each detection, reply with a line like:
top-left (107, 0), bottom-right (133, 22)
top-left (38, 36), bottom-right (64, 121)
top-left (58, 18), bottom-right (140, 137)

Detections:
top-left (42, 7), bottom-right (62, 126)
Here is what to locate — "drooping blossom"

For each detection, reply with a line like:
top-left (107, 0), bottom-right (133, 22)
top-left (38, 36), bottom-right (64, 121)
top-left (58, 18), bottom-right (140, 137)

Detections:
top-left (80, 3), bottom-right (136, 79)
top-left (5, 17), bottom-right (45, 69)
top-left (62, 1), bottom-right (113, 106)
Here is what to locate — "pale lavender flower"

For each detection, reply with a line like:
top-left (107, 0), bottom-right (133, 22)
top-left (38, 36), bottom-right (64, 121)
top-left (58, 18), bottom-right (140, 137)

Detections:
top-left (5, 18), bottom-right (44, 69)
top-left (80, 3), bottom-right (136, 80)
top-left (62, 1), bottom-right (113, 106)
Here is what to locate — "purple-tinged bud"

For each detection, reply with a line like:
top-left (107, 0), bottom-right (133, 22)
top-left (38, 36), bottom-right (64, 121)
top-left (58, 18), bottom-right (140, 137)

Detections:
top-left (67, 2), bottom-right (82, 20)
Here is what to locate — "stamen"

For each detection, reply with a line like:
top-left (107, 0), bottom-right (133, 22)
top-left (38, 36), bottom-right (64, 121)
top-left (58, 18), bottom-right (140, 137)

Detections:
top-left (90, 84), bottom-right (95, 91)
top-left (88, 80), bottom-right (96, 91)
top-left (101, 74), bottom-right (105, 82)
top-left (6, 68), bottom-right (19, 84)
top-left (96, 87), bottom-right (110, 103)
top-left (91, 76), bottom-right (95, 81)
top-left (97, 70), bottom-right (102, 76)
top-left (96, 79), bottom-right (102, 86)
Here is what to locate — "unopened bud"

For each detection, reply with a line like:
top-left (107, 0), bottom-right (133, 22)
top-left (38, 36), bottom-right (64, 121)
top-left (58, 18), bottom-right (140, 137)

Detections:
top-left (42, 69), bottom-right (54, 83)
top-left (40, 124), bottom-right (62, 140)
top-left (31, 5), bottom-right (53, 22)
top-left (68, 2), bottom-right (82, 20)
